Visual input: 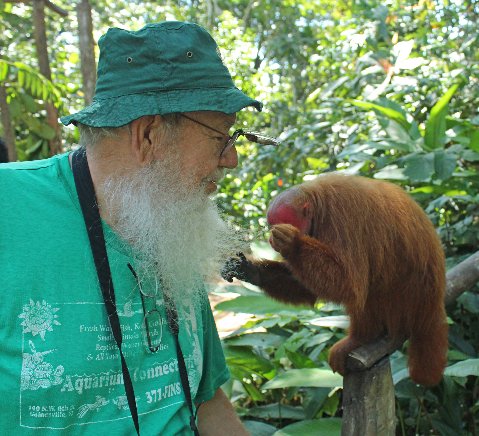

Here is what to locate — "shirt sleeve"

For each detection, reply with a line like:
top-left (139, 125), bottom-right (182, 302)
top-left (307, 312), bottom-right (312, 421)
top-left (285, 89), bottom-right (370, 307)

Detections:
top-left (194, 292), bottom-right (230, 404)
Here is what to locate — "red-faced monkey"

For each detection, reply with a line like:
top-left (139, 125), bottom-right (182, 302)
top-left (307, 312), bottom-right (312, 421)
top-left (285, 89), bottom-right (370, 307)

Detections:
top-left (223, 174), bottom-right (448, 386)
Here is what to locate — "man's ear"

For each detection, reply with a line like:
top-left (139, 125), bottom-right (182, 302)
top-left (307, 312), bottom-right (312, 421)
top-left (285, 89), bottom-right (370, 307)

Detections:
top-left (129, 115), bottom-right (164, 165)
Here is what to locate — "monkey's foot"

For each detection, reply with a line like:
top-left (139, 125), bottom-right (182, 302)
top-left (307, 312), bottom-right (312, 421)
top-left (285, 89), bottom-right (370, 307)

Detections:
top-left (328, 337), bottom-right (362, 375)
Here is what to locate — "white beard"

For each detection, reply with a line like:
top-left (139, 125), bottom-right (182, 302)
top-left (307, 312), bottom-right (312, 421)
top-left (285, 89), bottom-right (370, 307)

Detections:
top-left (101, 153), bottom-right (245, 307)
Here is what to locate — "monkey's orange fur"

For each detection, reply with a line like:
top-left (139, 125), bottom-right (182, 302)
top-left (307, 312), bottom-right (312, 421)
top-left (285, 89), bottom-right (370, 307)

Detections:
top-left (256, 174), bottom-right (448, 386)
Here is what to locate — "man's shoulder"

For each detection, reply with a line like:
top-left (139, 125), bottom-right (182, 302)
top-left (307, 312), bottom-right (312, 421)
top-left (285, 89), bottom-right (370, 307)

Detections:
top-left (0, 153), bottom-right (67, 173)
top-left (0, 153), bottom-right (69, 186)
top-left (0, 153), bottom-right (73, 209)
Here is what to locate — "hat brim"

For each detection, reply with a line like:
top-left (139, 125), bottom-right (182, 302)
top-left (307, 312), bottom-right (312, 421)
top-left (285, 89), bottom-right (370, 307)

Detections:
top-left (61, 87), bottom-right (262, 127)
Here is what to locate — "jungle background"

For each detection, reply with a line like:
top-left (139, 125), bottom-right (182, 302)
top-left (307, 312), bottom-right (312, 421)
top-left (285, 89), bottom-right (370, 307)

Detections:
top-left (1, 0), bottom-right (478, 434)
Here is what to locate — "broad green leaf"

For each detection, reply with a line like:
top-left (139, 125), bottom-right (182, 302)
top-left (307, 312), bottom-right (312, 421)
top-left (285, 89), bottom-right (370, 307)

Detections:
top-left (306, 157), bottom-right (329, 170)
top-left (263, 368), bottom-right (342, 389)
top-left (215, 295), bottom-right (309, 314)
top-left (0, 60), bottom-right (8, 81)
top-left (309, 316), bottom-right (349, 329)
top-left (243, 380), bottom-right (265, 402)
top-left (273, 418), bottom-right (342, 436)
top-left (468, 130), bottom-right (479, 152)
top-left (444, 359), bottom-right (479, 377)
top-left (392, 367), bottom-right (410, 385)
top-left (210, 283), bottom-right (262, 296)
top-left (424, 83), bottom-right (461, 150)
top-left (457, 292), bottom-right (479, 314)
top-left (224, 333), bottom-right (284, 348)
top-left (434, 150), bottom-right (457, 181)
top-left (243, 420), bottom-right (277, 436)
top-left (224, 346), bottom-right (275, 380)
top-left (307, 76), bottom-right (349, 102)
top-left (246, 404), bottom-right (305, 420)
top-left (461, 150), bottom-right (479, 162)
top-left (348, 99), bottom-right (411, 132)
top-left (285, 349), bottom-right (317, 369)
top-left (403, 153), bottom-right (435, 182)
top-left (383, 119), bottom-right (413, 143)
top-left (374, 165), bottom-right (408, 180)
top-left (18, 69), bottom-right (25, 87)
top-left (304, 332), bottom-right (334, 348)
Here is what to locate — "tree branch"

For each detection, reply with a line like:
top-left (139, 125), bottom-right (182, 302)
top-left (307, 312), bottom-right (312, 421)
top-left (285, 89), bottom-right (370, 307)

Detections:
top-left (445, 251), bottom-right (479, 305)
top-left (45, 0), bottom-right (68, 17)
top-left (4, 0), bottom-right (68, 16)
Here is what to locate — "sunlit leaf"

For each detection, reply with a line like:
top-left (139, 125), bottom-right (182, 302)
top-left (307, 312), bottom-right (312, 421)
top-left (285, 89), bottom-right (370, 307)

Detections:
top-left (424, 82), bottom-right (461, 150)
top-left (348, 99), bottom-right (411, 132)
top-left (309, 316), bottom-right (349, 329)
top-left (0, 60), bottom-right (8, 81)
top-left (445, 359), bottom-right (479, 377)
top-left (263, 368), bottom-right (342, 389)
top-left (216, 295), bottom-right (310, 314)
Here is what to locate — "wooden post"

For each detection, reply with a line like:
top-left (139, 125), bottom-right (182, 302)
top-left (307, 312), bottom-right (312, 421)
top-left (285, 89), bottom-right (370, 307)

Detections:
top-left (341, 357), bottom-right (396, 436)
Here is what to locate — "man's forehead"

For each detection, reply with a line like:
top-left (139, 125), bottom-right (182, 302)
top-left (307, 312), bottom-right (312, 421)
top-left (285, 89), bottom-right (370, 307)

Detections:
top-left (188, 110), bottom-right (236, 127)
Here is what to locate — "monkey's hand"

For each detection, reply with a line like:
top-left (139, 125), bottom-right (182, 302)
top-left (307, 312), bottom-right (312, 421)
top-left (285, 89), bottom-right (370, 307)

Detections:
top-left (270, 224), bottom-right (300, 259)
top-left (221, 252), bottom-right (262, 286)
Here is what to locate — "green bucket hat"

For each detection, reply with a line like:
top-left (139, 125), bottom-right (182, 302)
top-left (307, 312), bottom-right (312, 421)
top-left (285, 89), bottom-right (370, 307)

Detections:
top-left (61, 21), bottom-right (262, 127)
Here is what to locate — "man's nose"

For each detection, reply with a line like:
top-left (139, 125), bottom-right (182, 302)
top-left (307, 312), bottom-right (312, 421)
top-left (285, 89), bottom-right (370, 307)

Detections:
top-left (219, 145), bottom-right (238, 169)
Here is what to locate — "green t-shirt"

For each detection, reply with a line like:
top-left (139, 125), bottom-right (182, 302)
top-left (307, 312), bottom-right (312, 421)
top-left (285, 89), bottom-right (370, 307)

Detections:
top-left (0, 153), bottom-right (229, 435)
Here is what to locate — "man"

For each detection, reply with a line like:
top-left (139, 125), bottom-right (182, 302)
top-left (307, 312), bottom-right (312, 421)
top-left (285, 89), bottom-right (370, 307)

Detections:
top-left (0, 21), bottom-right (274, 435)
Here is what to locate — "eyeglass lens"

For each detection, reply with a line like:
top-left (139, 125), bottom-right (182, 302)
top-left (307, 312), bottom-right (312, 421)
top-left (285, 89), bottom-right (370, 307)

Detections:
top-left (142, 307), bottom-right (162, 353)
top-left (127, 263), bottom-right (163, 353)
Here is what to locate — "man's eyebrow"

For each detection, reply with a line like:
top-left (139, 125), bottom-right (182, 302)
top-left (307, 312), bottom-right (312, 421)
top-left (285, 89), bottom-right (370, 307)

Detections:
top-left (223, 116), bottom-right (237, 129)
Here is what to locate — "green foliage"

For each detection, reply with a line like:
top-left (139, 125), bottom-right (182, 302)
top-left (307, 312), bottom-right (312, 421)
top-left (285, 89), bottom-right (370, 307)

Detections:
top-left (0, 60), bottom-right (63, 107)
top-left (215, 34), bottom-right (479, 436)
top-left (213, 278), bottom-right (347, 430)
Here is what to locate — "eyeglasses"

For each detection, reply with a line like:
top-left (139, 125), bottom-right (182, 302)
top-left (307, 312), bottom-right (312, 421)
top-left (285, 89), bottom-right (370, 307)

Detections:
top-left (180, 114), bottom-right (280, 157)
top-left (127, 263), bottom-right (162, 353)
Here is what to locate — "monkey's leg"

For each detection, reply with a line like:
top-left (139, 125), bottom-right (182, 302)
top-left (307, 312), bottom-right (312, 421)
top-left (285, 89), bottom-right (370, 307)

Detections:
top-left (328, 314), bottom-right (384, 375)
top-left (328, 336), bottom-right (363, 375)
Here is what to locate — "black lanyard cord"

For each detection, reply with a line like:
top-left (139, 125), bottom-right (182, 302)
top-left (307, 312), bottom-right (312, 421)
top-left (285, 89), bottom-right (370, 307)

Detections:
top-left (165, 296), bottom-right (200, 435)
top-left (72, 147), bottom-right (140, 435)
top-left (71, 147), bottom-right (199, 435)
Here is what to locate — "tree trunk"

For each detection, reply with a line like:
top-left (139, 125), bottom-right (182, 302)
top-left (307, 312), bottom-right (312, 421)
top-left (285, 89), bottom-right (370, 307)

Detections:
top-left (32, 0), bottom-right (61, 155)
top-left (76, 0), bottom-right (96, 104)
top-left (342, 357), bottom-right (396, 436)
top-left (0, 84), bottom-right (17, 162)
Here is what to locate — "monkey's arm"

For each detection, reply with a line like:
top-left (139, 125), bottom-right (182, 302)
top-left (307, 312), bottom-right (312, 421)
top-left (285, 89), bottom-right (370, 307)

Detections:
top-left (270, 224), bottom-right (351, 304)
top-left (221, 253), bottom-right (317, 306)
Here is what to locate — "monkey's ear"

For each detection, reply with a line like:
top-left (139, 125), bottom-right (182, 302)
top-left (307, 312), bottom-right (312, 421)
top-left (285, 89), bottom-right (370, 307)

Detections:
top-left (301, 202), bottom-right (311, 218)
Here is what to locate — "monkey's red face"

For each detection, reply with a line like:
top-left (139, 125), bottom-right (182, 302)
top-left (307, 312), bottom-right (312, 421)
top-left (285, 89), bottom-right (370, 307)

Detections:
top-left (267, 201), bottom-right (312, 236)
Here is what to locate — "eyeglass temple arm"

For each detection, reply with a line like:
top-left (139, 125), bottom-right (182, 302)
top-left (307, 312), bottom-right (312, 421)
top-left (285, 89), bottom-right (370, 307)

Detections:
top-left (242, 132), bottom-right (281, 146)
